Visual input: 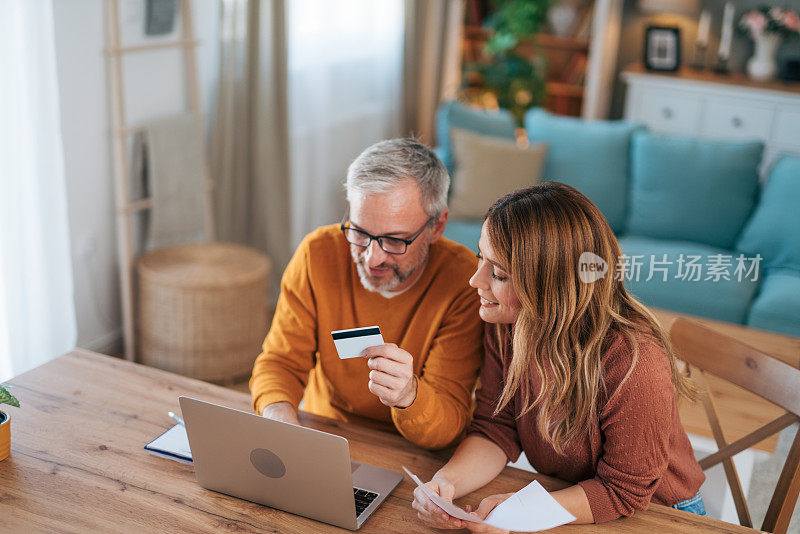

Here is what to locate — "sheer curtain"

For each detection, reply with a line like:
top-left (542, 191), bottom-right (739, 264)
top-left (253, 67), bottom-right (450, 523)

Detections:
top-left (212, 0), bottom-right (292, 302)
top-left (0, 0), bottom-right (77, 381)
top-left (286, 0), bottom-right (405, 246)
top-left (402, 0), bottom-right (465, 144)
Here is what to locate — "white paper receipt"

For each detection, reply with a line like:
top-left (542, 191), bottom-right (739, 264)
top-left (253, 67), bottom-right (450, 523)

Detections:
top-left (402, 466), bottom-right (576, 532)
top-left (331, 326), bottom-right (384, 359)
top-left (403, 467), bottom-right (479, 522)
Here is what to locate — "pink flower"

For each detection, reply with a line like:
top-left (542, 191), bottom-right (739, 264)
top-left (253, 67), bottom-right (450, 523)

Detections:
top-left (769, 7), bottom-right (784, 21)
top-left (743, 11), bottom-right (768, 36)
top-left (782, 10), bottom-right (800, 32)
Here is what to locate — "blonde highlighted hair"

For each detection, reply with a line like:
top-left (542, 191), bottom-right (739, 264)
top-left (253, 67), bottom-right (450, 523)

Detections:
top-left (486, 182), bottom-right (696, 454)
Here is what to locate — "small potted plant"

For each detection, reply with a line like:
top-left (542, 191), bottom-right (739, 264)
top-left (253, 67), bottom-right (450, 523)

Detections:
top-left (0, 385), bottom-right (20, 462)
top-left (739, 5), bottom-right (800, 80)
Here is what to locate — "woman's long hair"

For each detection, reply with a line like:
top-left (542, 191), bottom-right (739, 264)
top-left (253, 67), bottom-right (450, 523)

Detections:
top-left (486, 182), bottom-right (696, 454)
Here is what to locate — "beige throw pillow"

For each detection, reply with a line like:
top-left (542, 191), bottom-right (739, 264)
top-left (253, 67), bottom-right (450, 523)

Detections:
top-left (449, 128), bottom-right (548, 220)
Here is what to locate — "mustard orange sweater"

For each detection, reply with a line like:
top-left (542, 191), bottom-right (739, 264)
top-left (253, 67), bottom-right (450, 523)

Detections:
top-left (250, 225), bottom-right (483, 450)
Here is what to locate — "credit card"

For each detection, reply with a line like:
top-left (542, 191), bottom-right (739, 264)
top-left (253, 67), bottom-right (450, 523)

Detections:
top-left (331, 326), bottom-right (384, 359)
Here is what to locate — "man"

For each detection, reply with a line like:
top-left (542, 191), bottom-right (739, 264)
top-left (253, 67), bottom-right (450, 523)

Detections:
top-left (249, 138), bottom-right (483, 450)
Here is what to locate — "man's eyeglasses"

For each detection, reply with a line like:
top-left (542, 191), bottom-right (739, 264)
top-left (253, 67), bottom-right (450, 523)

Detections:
top-left (340, 209), bottom-right (434, 255)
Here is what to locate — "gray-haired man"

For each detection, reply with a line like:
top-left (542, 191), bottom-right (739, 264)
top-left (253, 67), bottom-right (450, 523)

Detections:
top-left (250, 138), bottom-right (483, 450)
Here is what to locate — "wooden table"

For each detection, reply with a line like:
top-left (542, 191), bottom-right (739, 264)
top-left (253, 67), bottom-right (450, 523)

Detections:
top-left (653, 309), bottom-right (800, 453)
top-left (0, 350), bottom-right (760, 533)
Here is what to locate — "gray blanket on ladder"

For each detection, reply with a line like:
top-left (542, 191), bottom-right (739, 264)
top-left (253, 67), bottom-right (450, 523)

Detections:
top-left (136, 113), bottom-right (208, 250)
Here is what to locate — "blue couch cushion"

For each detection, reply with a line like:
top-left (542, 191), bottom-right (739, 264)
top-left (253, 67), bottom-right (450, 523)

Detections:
top-left (432, 146), bottom-right (448, 167)
top-left (736, 156), bottom-right (800, 272)
top-left (627, 132), bottom-right (762, 250)
top-left (523, 108), bottom-right (641, 233)
top-left (443, 219), bottom-right (482, 254)
top-left (435, 101), bottom-right (516, 176)
top-left (618, 236), bottom-right (761, 324)
top-left (746, 269), bottom-right (800, 338)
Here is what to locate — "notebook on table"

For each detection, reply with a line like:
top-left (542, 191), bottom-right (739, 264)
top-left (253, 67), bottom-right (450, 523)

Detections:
top-left (145, 423), bottom-right (193, 465)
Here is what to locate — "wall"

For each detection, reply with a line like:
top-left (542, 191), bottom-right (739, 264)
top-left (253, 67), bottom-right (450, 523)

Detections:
top-left (610, 0), bottom-right (800, 118)
top-left (53, 0), bottom-right (220, 352)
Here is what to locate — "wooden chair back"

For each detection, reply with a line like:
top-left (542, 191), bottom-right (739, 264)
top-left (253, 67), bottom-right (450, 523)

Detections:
top-left (669, 317), bottom-right (800, 534)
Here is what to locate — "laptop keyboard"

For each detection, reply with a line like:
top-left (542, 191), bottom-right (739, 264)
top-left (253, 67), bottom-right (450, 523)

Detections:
top-left (353, 487), bottom-right (379, 517)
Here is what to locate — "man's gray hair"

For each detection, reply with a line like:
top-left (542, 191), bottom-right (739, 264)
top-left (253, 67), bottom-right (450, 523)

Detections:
top-left (345, 138), bottom-right (450, 218)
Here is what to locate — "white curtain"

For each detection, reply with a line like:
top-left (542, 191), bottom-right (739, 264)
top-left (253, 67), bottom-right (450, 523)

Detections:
top-left (0, 0), bottom-right (77, 381)
top-left (286, 0), bottom-right (405, 246)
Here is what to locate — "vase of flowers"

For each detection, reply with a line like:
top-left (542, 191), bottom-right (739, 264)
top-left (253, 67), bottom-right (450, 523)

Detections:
top-left (739, 6), bottom-right (800, 81)
top-left (0, 385), bottom-right (20, 461)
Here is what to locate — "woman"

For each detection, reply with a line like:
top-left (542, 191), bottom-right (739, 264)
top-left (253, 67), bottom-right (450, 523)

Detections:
top-left (412, 183), bottom-right (705, 531)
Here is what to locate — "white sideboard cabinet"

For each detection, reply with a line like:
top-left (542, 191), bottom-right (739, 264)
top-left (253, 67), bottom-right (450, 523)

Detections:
top-left (622, 65), bottom-right (800, 176)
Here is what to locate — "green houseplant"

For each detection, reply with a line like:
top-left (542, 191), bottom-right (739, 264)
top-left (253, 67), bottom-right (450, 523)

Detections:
top-left (461, 0), bottom-right (552, 124)
top-left (0, 385), bottom-right (19, 462)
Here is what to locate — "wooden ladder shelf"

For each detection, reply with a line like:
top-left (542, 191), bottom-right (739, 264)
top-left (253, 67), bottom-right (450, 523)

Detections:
top-left (105, 0), bottom-right (215, 361)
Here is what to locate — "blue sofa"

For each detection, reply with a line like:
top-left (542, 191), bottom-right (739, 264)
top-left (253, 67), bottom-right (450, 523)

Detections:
top-left (436, 101), bottom-right (800, 338)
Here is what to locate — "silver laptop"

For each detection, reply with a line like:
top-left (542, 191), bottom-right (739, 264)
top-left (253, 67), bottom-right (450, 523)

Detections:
top-left (179, 397), bottom-right (403, 530)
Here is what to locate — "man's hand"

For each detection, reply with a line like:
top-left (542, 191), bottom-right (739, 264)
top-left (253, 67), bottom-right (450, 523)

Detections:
top-left (261, 401), bottom-right (300, 426)
top-left (361, 343), bottom-right (417, 408)
top-left (464, 493), bottom-right (514, 533)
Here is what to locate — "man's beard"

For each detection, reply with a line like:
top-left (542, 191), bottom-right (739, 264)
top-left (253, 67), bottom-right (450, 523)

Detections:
top-left (351, 246), bottom-right (429, 293)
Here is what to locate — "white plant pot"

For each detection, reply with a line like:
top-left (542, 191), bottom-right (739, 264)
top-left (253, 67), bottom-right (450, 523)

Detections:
top-left (746, 33), bottom-right (782, 81)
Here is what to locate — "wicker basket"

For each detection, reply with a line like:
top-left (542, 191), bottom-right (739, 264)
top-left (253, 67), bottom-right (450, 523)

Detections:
top-left (137, 242), bottom-right (270, 383)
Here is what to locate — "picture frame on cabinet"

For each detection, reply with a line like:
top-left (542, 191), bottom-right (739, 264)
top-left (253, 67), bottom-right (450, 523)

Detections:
top-left (645, 26), bottom-right (681, 71)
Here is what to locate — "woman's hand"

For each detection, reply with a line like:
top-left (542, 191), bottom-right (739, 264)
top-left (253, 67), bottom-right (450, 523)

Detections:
top-left (411, 476), bottom-right (472, 529)
top-left (464, 493), bottom-right (514, 533)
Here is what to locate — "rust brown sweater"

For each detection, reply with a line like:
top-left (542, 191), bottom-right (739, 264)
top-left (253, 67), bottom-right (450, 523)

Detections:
top-left (250, 225), bottom-right (484, 450)
top-left (469, 325), bottom-right (705, 523)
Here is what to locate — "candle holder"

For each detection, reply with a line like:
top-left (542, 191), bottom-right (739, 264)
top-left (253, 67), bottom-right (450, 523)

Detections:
top-left (691, 43), bottom-right (707, 70)
top-left (714, 56), bottom-right (730, 74)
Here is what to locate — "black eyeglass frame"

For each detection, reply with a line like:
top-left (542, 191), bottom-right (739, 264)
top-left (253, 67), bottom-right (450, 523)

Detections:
top-left (340, 209), bottom-right (435, 255)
